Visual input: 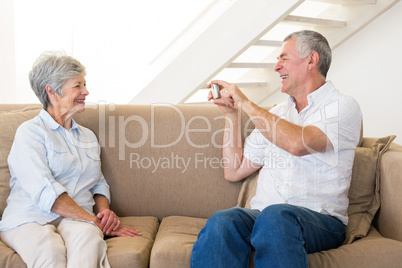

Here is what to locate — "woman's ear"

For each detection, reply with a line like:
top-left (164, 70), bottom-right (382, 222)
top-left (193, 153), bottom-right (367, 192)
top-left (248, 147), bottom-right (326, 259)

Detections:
top-left (45, 84), bottom-right (58, 101)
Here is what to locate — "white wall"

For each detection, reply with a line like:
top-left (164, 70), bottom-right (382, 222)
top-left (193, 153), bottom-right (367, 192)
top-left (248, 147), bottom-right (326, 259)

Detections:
top-left (2, 0), bottom-right (213, 105)
top-left (0, 0), bottom-right (17, 103)
top-left (328, 1), bottom-right (402, 144)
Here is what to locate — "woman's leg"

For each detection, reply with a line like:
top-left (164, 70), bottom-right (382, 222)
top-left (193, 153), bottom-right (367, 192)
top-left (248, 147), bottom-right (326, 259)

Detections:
top-left (191, 207), bottom-right (260, 268)
top-left (57, 218), bottom-right (110, 268)
top-left (251, 204), bottom-right (346, 268)
top-left (0, 222), bottom-right (66, 268)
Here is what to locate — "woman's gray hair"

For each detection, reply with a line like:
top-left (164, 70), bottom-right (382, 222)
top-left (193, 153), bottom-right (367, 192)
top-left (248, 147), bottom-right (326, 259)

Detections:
top-left (28, 51), bottom-right (86, 110)
top-left (284, 30), bottom-right (332, 78)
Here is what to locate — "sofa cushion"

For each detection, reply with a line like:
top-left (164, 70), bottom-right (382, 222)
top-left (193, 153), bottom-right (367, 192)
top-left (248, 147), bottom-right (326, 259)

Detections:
top-left (344, 135), bottom-right (396, 244)
top-left (0, 107), bottom-right (41, 216)
top-left (375, 142), bottom-right (402, 242)
top-left (149, 216), bottom-right (207, 268)
top-left (309, 226), bottom-right (402, 267)
top-left (0, 216), bottom-right (159, 267)
top-left (106, 216), bottom-right (159, 268)
top-left (0, 240), bottom-right (26, 268)
top-left (73, 104), bottom-right (244, 221)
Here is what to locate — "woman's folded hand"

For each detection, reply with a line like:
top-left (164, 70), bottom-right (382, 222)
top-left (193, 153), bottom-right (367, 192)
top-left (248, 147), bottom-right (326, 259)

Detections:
top-left (96, 209), bottom-right (120, 235)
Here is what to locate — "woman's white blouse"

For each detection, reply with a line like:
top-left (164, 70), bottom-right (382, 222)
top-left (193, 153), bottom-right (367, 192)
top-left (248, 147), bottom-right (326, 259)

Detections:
top-left (0, 109), bottom-right (110, 231)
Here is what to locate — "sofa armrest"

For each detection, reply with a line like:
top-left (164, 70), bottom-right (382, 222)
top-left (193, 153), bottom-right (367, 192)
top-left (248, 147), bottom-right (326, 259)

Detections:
top-left (375, 143), bottom-right (402, 242)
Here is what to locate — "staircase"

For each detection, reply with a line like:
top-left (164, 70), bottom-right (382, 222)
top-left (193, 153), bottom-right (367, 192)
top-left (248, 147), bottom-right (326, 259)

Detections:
top-left (129, 0), bottom-right (399, 105)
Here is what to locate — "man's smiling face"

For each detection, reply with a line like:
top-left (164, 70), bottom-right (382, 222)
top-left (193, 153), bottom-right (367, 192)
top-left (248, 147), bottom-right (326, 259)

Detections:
top-left (274, 38), bottom-right (311, 97)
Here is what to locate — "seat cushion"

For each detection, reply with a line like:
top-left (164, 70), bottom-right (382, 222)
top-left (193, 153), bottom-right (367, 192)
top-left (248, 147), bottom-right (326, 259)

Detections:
top-left (0, 216), bottom-right (159, 268)
top-left (150, 216), bottom-right (207, 268)
top-left (308, 226), bottom-right (402, 268)
top-left (106, 216), bottom-right (159, 268)
top-left (0, 240), bottom-right (26, 268)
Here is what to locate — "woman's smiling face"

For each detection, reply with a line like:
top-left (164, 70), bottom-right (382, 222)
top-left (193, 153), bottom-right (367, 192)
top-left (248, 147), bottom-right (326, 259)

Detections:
top-left (57, 73), bottom-right (88, 115)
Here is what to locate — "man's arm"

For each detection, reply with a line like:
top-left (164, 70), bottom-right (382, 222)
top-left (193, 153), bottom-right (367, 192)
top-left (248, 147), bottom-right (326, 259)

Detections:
top-left (221, 111), bottom-right (262, 182)
top-left (209, 80), bottom-right (333, 157)
top-left (208, 82), bottom-right (262, 182)
top-left (242, 100), bottom-right (332, 156)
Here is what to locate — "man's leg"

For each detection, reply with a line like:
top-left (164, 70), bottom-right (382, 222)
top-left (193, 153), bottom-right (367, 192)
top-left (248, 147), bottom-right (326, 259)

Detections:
top-left (191, 207), bottom-right (260, 268)
top-left (57, 218), bottom-right (110, 268)
top-left (0, 222), bottom-right (66, 268)
top-left (251, 204), bottom-right (346, 268)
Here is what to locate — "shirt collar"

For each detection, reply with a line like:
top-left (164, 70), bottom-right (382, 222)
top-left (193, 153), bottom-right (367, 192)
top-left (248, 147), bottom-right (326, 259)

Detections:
top-left (39, 109), bottom-right (80, 132)
top-left (287, 81), bottom-right (336, 110)
top-left (307, 81), bottom-right (336, 106)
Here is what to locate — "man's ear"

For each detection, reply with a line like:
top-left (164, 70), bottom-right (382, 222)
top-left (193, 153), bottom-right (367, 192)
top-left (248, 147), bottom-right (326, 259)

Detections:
top-left (308, 51), bottom-right (320, 70)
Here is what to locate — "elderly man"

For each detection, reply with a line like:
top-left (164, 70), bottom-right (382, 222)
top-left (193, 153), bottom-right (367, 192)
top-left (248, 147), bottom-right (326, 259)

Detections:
top-left (191, 30), bottom-right (362, 267)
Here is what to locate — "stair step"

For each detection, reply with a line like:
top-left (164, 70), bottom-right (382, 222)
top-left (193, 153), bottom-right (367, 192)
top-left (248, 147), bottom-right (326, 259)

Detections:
top-left (199, 82), bottom-right (267, 91)
top-left (253, 40), bottom-right (283, 47)
top-left (227, 62), bottom-right (275, 69)
top-left (284, 15), bottom-right (347, 27)
top-left (311, 0), bottom-right (376, 4)
top-left (236, 82), bottom-right (268, 88)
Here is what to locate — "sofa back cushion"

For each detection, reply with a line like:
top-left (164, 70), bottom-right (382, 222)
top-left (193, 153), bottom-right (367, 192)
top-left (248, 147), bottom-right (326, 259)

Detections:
top-left (344, 135), bottom-right (395, 243)
top-left (0, 104), bottom-right (256, 220)
top-left (73, 104), bottom-right (252, 220)
top-left (0, 106), bottom-right (42, 216)
top-left (375, 142), bottom-right (402, 242)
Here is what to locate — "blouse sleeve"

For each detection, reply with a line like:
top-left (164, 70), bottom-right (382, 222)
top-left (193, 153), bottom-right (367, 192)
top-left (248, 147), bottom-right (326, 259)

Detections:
top-left (8, 123), bottom-right (68, 213)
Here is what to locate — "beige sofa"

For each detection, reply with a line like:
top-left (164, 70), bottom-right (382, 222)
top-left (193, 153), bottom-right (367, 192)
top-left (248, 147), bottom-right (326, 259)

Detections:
top-left (0, 104), bottom-right (402, 267)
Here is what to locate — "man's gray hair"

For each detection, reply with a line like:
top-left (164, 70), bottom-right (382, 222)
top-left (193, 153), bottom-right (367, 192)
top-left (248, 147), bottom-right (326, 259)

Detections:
top-left (28, 51), bottom-right (86, 110)
top-left (284, 30), bottom-right (332, 78)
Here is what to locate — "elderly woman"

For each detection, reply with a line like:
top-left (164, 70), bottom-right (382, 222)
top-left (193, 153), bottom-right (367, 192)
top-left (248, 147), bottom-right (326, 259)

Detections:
top-left (0, 52), bottom-right (140, 268)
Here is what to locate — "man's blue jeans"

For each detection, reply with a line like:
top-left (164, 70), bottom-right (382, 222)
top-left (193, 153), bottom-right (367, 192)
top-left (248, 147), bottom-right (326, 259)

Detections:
top-left (191, 204), bottom-right (345, 268)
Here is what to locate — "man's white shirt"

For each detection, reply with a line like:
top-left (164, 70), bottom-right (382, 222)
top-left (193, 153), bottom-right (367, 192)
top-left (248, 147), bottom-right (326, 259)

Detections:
top-left (244, 81), bottom-right (362, 225)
